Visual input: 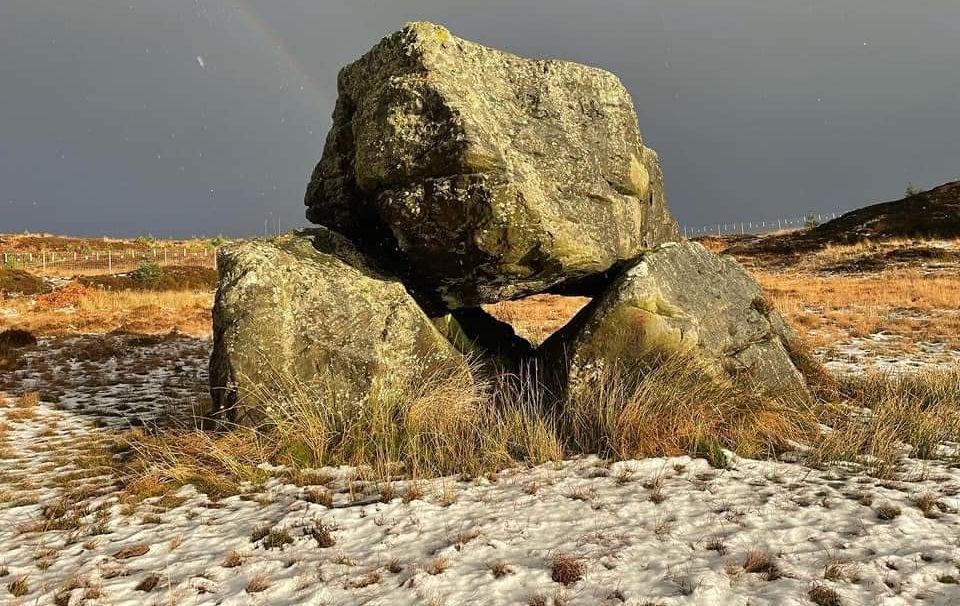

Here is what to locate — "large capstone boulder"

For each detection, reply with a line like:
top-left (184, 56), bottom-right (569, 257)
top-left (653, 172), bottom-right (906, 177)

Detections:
top-left (209, 229), bottom-right (467, 424)
top-left (306, 21), bottom-right (678, 308)
top-left (540, 241), bottom-right (810, 400)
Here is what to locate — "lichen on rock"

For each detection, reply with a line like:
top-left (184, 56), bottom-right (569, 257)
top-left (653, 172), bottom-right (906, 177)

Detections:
top-left (539, 241), bottom-right (811, 401)
top-left (209, 228), bottom-right (467, 425)
top-left (305, 21), bottom-right (678, 308)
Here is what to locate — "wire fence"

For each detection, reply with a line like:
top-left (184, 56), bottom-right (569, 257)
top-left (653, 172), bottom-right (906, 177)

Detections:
top-left (2, 209), bottom-right (849, 276)
top-left (1, 247), bottom-right (217, 276)
top-left (680, 211), bottom-right (844, 238)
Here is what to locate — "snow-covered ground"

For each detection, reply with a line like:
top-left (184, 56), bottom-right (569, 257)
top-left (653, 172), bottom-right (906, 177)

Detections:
top-left (2, 334), bottom-right (960, 605)
top-left (819, 332), bottom-right (960, 375)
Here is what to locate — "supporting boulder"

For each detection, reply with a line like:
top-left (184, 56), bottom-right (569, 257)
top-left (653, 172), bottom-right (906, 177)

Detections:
top-left (209, 229), bottom-right (467, 424)
top-left (305, 21), bottom-right (678, 308)
top-left (540, 241), bottom-right (810, 400)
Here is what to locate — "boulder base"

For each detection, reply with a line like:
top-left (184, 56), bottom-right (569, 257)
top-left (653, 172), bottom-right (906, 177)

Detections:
top-left (306, 21), bottom-right (678, 308)
top-left (209, 229), bottom-right (466, 424)
top-left (540, 241), bottom-right (810, 399)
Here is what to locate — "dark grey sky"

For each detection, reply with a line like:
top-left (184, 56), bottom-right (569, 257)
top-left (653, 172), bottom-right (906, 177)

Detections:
top-left (2, 0), bottom-right (958, 237)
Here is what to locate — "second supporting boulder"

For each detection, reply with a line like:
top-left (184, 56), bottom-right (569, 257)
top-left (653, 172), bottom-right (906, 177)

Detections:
top-left (540, 241), bottom-right (810, 400)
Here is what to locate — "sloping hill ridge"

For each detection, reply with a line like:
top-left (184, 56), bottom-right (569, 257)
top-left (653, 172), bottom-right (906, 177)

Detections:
top-left (733, 180), bottom-right (960, 256)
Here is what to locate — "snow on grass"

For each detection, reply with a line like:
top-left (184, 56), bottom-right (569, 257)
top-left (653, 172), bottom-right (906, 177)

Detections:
top-left (1, 333), bottom-right (209, 426)
top-left (4, 401), bottom-right (960, 604)
top-left (2, 335), bottom-right (960, 604)
top-left (820, 332), bottom-right (960, 375)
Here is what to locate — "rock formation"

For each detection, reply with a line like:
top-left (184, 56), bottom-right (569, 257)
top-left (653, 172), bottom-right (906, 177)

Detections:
top-left (211, 22), bottom-right (811, 425)
top-left (209, 229), bottom-right (465, 424)
top-left (540, 241), bottom-right (810, 400)
top-left (305, 21), bottom-right (678, 309)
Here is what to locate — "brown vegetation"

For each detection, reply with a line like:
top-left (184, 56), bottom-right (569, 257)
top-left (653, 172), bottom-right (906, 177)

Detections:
top-left (742, 548), bottom-right (781, 580)
top-left (808, 367), bottom-right (960, 475)
top-left (79, 265), bottom-right (217, 291)
top-left (809, 583), bottom-right (842, 606)
top-left (0, 232), bottom-right (217, 254)
top-left (102, 338), bottom-right (959, 500)
top-left (485, 294), bottom-right (589, 345)
top-left (1, 288), bottom-right (212, 337)
top-left (550, 552), bottom-right (585, 586)
top-left (759, 269), bottom-right (960, 351)
top-left (5, 231), bottom-right (960, 506)
top-left (0, 328), bottom-right (37, 371)
top-left (0, 267), bottom-right (49, 295)
top-left (565, 355), bottom-right (817, 466)
top-left (245, 574), bottom-right (271, 593)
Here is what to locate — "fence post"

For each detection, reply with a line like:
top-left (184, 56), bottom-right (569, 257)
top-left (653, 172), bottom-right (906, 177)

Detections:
top-left (42, 250), bottom-right (46, 271)
top-left (108, 250), bottom-right (112, 272)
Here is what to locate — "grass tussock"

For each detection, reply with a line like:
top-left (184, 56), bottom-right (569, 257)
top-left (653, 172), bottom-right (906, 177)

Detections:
top-left (118, 353), bottom-right (819, 499)
top-left (112, 326), bottom-right (959, 501)
top-left (245, 574), bottom-right (271, 594)
top-left (119, 361), bottom-right (564, 498)
top-left (809, 367), bottom-right (960, 474)
top-left (809, 583), bottom-right (842, 606)
top-left (565, 355), bottom-right (817, 466)
top-left (742, 548), bottom-right (782, 580)
top-left (7, 575), bottom-right (30, 597)
top-left (234, 361), bottom-right (564, 479)
top-left (119, 427), bottom-right (272, 499)
top-left (549, 552), bottom-right (585, 586)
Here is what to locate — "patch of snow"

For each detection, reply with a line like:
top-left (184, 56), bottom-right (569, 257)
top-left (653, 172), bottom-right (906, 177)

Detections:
top-left (2, 334), bottom-right (960, 604)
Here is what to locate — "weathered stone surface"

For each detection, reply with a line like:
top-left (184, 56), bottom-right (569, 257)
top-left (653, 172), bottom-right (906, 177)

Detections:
top-left (209, 228), bottom-right (466, 424)
top-left (540, 241), bottom-right (810, 399)
top-left (306, 21), bottom-right (678, 308)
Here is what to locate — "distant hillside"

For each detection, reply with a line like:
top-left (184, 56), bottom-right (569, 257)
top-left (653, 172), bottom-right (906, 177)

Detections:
top-left (729, 180), bottom-right (960, 257)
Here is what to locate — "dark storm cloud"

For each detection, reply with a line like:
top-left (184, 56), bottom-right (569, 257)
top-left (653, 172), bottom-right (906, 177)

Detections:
top-left (2, 0), bottom-right (958, 237)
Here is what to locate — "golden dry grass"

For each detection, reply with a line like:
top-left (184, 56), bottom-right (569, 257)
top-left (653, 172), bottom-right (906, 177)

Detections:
top-left (484, 294), bottom-right (589, 345)
top-left (808, 367), bottom-right (960, 475)
top-left (759, 270), bottom-right (960, 312)
top-left (112, 353), bottom-right (826, 499)
top-left (115, 361), bottom-right (564, 498)
top-left (565, 355), bottom-right (818, 467)
top-left (758, 270), bottom-right (960, 351)
top-left (0, 232), bottom-right (217, 254)
top-left (0, 288), bottom-right (212, 337)
top-left (119, 427), bottom-right (272, 499)
top-left (549, 552), bottom-right (585, 586)
top-left (797, 237), bottom-right (960, 271)
top-left (245, 574), bottom-right (271, 594)
top-left (8, 234), bottom-right (959, 500)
